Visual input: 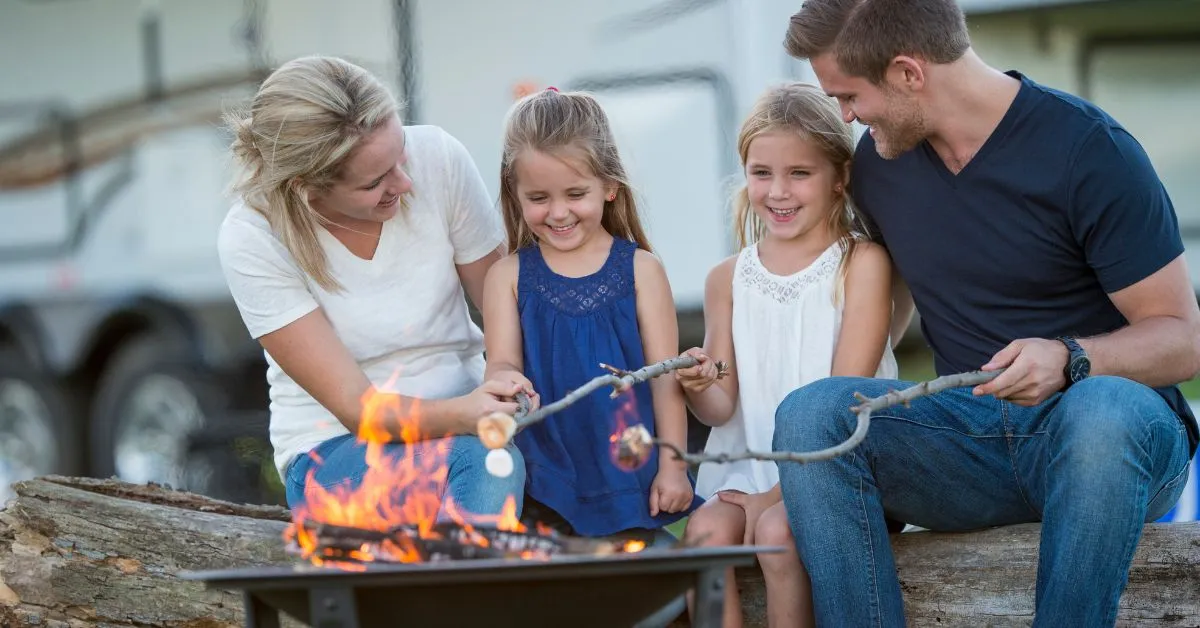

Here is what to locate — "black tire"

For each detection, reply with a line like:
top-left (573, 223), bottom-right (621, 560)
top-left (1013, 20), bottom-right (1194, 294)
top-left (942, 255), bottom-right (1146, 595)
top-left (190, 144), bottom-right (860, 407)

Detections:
top-left (88, 334), bottom-right (226, 494)
top-left (0, 365), bottom-right (83, 497)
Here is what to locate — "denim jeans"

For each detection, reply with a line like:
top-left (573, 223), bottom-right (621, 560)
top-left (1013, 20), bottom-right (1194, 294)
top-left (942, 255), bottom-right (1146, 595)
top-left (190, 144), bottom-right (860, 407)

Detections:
top-left (285, 433), bottom-right (526, 525)
top-left (773, 375), bottom-right (1193, 627)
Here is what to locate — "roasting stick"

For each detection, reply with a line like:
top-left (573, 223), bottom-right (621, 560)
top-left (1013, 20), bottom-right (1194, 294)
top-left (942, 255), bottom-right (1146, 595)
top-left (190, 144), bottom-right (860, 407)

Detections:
top-left (479, 357), bottom-right (1004, 477)
top-left (612, 369), bottom-right (1005, 469)
top-left (479, 355), bottom-right (726, 477)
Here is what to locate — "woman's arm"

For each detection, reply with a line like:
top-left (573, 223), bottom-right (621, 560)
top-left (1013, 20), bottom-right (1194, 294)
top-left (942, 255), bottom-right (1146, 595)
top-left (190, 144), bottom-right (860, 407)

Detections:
top-left (259, 309), bottom-right (520, 439)
top-left (832, 242), bottom-right (894, 377)
top-left (678, 257), bottom-right (740, 426)
top-left (458, 245), bottom-right (505, 311)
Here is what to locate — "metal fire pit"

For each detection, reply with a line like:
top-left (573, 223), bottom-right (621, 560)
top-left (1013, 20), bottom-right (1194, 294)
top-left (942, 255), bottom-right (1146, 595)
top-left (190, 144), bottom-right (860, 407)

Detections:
top-left (182, 545), bottom-right (772, 628)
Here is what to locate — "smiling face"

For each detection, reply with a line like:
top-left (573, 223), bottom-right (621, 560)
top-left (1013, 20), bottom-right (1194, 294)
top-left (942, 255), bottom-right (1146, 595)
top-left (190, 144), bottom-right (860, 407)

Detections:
top-left (745, 129), bottom-right (843, 244)
top-left (310, 115), bottom-right (411, 224)
top-left (811, 53), bottom-right (928, 160)
top-left (513, 146), bottom-right (615, 253)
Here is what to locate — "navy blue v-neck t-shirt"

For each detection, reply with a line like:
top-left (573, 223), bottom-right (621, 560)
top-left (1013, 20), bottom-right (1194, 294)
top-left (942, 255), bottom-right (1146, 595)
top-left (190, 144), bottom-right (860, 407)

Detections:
top-left (851, 70), bottom-right (1198, 454)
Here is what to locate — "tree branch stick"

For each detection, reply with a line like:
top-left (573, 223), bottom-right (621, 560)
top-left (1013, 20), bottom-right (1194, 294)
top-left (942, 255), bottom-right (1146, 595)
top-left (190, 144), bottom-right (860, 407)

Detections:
top-left (477, 356), bottom-right (726, 450)
top-left (630, 369), bottom-right (1004, 466)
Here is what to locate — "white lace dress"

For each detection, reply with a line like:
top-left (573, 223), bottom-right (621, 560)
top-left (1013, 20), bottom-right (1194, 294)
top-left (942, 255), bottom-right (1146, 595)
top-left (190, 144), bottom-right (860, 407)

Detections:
top-left (694, 241), bottom-right (899, 499)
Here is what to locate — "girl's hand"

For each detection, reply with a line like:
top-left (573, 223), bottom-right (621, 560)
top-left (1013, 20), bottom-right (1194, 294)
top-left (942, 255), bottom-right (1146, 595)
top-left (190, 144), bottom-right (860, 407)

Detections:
top-left (674, 348), bottom-right (720, 394)
top-left (649, 467), bottom-right (694, 516)
top-left (490, 369), bottom-right (541, 412)
top-left (718, 490), bottom-right (781, 545)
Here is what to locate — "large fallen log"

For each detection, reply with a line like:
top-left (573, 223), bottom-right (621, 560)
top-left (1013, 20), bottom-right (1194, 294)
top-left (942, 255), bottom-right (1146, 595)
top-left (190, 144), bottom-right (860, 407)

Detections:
top-left (0, 476), bottom-right (293, 627)
top-left (1, 476), bottom-right (1196, 627)
top-left (679, 521), bottom-right (1200, 627)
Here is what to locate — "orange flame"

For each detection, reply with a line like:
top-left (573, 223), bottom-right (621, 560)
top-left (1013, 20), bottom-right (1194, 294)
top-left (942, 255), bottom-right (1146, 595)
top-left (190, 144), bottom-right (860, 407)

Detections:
top-left (284, 380), bottom-right (524, 567)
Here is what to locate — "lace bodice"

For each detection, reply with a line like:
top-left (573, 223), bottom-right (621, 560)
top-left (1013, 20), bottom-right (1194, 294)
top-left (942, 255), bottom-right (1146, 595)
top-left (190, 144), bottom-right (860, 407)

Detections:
top-left (736, 242), bottom-right (843, 305)
top-left (518, 238), bottom-right (637, 316)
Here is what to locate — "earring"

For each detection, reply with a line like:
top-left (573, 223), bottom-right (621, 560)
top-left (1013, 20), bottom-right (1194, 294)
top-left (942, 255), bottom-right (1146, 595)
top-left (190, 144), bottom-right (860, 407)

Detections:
top-left (607, 193), bottom-right (616, 202)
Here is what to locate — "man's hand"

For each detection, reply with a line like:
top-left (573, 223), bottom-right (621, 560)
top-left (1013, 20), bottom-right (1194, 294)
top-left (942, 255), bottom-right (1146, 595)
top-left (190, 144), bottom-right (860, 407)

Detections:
top-left (717, 490), bottom-right (781, 545)
top-left (973, 338), bottom-right (1068, 406)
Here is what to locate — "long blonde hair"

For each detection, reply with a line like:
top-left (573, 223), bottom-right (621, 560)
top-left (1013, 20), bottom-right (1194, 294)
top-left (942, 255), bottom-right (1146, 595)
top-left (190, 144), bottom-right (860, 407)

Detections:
top-left (732, 82), bottom-right (866, 301)
top-left (498, 88), bottom-right (652, 254)
top-left (224, 55), bottom-right (400, 292)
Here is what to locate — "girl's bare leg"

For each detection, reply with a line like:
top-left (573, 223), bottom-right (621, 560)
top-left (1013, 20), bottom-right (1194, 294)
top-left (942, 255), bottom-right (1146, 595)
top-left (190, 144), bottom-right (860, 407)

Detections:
top-left (754, 501), bottom-right (813, 628)
top-left (684, 494), bottom-right (747, 628)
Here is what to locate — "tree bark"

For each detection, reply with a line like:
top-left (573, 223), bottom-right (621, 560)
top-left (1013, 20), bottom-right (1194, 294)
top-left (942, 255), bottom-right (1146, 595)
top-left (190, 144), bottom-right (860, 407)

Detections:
top-left (704, 522), bottom-right (1200, 627)
top-left (0, 476), bottom-right (293, 627)
top-left (2, 476), bottom-right (1196, 627)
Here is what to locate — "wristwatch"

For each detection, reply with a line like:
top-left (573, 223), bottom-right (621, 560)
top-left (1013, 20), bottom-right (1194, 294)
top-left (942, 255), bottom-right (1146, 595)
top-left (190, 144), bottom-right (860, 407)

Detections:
top-left (1055, 336), bottom-right (1090, 386)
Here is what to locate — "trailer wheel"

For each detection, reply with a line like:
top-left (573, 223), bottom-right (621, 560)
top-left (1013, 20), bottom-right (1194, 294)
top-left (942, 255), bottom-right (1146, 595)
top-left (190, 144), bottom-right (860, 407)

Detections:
top-left (89, 335), bottom-right (225, 494)
top-left (0, 366), bottom-right (82, 501)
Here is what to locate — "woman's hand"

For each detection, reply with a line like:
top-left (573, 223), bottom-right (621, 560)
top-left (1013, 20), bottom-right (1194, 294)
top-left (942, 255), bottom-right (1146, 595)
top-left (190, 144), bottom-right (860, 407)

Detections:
top-left (674, 347), bottom-right (721, 394)
top-left (490, 369), bottom-right (540, 412)
top-left (452, 379), bottom-right (525, 432)
top-left (649, 466), bottom-right (695, 516)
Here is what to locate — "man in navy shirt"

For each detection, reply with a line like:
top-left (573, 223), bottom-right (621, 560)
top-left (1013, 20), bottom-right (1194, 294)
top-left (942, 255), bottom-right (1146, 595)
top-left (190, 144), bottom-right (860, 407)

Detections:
top-left (772, 0), bottom-right (1200, 625)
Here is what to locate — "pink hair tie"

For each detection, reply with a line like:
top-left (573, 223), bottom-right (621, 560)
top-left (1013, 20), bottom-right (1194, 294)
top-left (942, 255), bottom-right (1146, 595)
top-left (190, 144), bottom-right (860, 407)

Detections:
top-left (546, 86), bottom-right (559, 92)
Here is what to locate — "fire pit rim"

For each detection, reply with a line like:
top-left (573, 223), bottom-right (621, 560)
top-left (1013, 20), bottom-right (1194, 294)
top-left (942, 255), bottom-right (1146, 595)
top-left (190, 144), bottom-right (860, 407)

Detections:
top-left (179, 544), bottom-right (779, 590)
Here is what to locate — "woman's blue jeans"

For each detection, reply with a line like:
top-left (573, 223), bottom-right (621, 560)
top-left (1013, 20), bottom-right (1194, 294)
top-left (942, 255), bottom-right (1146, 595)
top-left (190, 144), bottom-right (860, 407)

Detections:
top-left (285, 433), bottom-right (526, 525)
top-left (773, 375), bottom-right (1192, 627)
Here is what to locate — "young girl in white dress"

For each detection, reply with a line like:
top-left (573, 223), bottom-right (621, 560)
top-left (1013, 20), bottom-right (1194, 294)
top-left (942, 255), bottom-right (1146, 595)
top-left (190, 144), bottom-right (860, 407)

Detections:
top-left (675, 82), bottom-right (899, 628)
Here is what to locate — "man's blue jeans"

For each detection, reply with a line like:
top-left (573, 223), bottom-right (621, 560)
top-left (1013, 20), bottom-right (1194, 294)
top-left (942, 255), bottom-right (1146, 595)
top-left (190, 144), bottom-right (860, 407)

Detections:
top-left (773, 375), bottom-right (1193, 627)
top-left (285, 433), bottom-right (526, 524)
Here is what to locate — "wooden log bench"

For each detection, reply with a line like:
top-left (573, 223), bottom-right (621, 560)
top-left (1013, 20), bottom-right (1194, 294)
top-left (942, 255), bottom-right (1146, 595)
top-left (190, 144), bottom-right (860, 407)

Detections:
top-left (1, 476), bottom-right (1196, 627)
top-left (671, 522), bottom-right (1200, 627)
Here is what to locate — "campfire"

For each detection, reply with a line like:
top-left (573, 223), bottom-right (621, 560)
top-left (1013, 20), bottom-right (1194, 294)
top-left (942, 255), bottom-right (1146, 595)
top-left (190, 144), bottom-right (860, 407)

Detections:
top-left (180, 360), bottom-right (779, 627)
top-left (280, 383), bottom-right (651, 571)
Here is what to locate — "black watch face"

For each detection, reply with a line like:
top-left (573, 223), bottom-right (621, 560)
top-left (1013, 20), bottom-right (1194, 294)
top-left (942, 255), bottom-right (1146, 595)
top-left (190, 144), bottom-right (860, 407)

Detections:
top-left (1069, 357), bottom-right (1090, 382)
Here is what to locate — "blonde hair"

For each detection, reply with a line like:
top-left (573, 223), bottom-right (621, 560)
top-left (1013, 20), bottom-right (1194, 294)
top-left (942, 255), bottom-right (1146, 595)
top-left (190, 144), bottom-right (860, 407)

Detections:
top-left (498, 89), bottom-right (652, 254)
top-left (732, 82), bottom-right (866, 303)
top-left (224, 55), bottom-right (400, 292)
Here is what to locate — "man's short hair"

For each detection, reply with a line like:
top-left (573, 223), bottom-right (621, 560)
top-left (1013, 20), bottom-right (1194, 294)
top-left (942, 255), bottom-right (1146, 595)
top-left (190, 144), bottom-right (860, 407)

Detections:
top-left (785, 0), bottom-right (971, 83)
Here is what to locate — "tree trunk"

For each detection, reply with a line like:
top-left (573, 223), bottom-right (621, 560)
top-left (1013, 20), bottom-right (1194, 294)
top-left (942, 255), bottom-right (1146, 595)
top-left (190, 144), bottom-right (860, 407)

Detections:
top-left (0, 476), bottom-right (293, 627)
top-left (713, 521), bottom-right (1200, 627)
top-left (2, 476), bottom-right (1197, 627)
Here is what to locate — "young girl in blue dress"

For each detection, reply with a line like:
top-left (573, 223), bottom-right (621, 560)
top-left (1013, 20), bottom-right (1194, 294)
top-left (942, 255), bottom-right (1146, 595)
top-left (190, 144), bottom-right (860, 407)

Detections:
top-left (481, 87), bottom-right (703, 538)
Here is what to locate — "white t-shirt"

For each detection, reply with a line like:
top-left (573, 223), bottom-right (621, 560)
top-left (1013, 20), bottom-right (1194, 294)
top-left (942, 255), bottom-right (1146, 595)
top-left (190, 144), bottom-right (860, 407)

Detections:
top-left (217, 125), bottom-right (504, 479)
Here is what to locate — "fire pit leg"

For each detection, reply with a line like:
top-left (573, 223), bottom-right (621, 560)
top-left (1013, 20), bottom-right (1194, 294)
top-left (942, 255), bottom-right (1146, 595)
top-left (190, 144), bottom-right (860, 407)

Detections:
top-left (244, 592), bottom-right (280, 628)
top-left (691, 566), bottom-right (726, 628)
top-left (309, 586), bottom-right (360, 628)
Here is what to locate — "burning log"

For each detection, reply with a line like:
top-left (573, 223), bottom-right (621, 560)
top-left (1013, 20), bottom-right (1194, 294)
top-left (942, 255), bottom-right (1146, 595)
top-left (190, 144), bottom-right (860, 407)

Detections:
top-left (0, 476), bottom-right (1197, 627)
top-left (287, 519), bottom-right (646, 565)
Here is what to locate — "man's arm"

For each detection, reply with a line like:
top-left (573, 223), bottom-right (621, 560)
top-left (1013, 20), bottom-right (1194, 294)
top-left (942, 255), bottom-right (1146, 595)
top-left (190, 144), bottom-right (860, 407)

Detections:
top-left (890, 271), bottom-right (915, 348)
top-left (1081, 254), bottom-right (1200, 386)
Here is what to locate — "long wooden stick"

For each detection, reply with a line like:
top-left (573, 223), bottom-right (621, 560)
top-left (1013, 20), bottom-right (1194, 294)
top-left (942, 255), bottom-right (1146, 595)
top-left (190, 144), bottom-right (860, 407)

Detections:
top-left (615, 369), bottom-right (1004, 467)
top-left (477, 356), bottom-right (725, 450)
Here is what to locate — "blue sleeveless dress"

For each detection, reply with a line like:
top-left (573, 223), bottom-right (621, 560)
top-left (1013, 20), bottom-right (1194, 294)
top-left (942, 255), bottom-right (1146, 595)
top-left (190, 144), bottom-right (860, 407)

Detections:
top-left (515, 237), bottom-right (702, 537)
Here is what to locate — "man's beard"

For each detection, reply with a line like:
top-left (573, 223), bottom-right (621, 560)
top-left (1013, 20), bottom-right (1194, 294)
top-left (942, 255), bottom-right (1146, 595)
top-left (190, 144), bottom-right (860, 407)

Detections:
top-left (870, 99), bottom-right (927, 160)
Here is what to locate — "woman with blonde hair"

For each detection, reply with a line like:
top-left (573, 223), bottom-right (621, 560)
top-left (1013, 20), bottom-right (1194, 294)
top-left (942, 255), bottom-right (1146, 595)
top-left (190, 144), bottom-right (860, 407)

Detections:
top-left (217, 55), bottom-right (529, 520)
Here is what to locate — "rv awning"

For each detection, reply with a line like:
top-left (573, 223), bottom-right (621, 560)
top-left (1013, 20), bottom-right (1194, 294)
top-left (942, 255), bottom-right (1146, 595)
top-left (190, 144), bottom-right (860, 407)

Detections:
top-left (959, 0), bottom-right (1117, 14)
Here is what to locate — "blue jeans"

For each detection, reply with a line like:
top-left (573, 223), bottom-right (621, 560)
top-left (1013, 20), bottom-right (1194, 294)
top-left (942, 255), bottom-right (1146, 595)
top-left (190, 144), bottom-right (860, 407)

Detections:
top-left (285, 433), bottom-right (526, 525)
top-left (773, 375), bottom-right (1193, 627)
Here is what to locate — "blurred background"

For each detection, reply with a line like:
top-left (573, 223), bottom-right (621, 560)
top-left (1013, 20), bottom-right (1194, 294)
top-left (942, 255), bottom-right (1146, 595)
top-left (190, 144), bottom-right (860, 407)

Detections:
top-left (0, 0), bottom-right (1196, 523)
